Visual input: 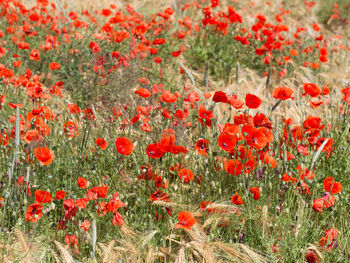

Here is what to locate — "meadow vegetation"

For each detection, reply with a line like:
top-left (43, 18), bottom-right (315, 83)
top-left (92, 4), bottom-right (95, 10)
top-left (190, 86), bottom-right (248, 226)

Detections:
top-left (0, 0), bottom-right (349, 262)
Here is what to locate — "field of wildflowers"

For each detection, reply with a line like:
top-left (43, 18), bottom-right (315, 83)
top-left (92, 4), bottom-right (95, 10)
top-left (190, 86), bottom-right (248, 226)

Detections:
top-left (0, 0), bottom-right (349, 262)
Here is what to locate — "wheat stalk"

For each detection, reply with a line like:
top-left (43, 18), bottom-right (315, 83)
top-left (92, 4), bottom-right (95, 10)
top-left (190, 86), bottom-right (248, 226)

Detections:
top-left (53, 241), bottom-right (74, 263)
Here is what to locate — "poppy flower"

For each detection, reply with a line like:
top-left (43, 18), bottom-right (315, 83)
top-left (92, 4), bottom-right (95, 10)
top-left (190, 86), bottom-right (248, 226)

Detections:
top-left (312, 192), bottom-right (335, 213)
top-left (80, 220), bottom-right (91, 231)
top-left (112, 212), bottom-right (124, 226)
top-left (55, 190), bottom-right (67, 200)
top-left (218, 133), bottom-right (236, 152)
top-left (135, 88), bottom-right (151, 98)
top-left (34, 147), bottom-right (55, 166)
top-left (96, 138), bottom-right (108, 150)
top-left (194, 139), bottom-right (209, 156)
top-left (64, 199), bottom-right (78, 221)
top-left (49, 62), bottom-right (61, 70)
top-left (245, 94), bottom-right (261, 109)
top-left (29, 49), bottom-right (40, 60)
top-left (25, 203), bottom-right (44, 222)
top-left (250, 128), bottom-right (267, 149)
top-left (35, 190), bottom-right (53, 203)
top-left (171, 50), bottom-right (181, 57)
top-left (178, 168), bottom-right (194, 183)
top-left (319, 229), bottom-right (339, 251)
top-left (273, 86), bottom-right (294, 100)
top-left (212, 91), bottom-right (228, 103)
top-left (232, 192), bottom-right (244, 205)
top-left (175, 211), bottom-right (196, 230)
top-left (310, 100), bottom-right (323, 108)
top-left (150, 190), bottom-right (170, 202)
top-left (160, 90), bottom-right (177, 103)
top-left (146, 143), bottom-right (165, 158)
top-left (323, 177), bottom-right (342, 194)
top-left (115, 137), bottom-right (133, 156)
top-left (249, 187), bottom-right (261, 200)
top-left (304, 83), bottom-right (321, 97)
top-left (305, 249), bottom-right (320, 263)
top-left (78, 177), bottom-right (87, 189)
top-left (23, 130), bottom-right (43, 143)
top-left (225, 159), bottom-right (243, 176)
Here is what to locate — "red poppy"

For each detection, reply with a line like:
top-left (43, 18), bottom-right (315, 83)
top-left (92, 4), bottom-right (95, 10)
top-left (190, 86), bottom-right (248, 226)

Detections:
top-left (312, 192), bottom-right (335, 213)
top-left (35, 190), bottom-right (53, 203)
top-left (34, 147), bottom-right (55, 166)
top-left (55, 190), bottom-right (67, 200)
top-left (194, 139), bottom-right (209, 156)
top-left (64, 199), bottom-right (78, 221)
top-left (160, 90), bottom-right (177, 103)
top-left (212, 91), bottom-right (228, 103)
top-left (249, 187), bottom-right (261, 200)
top-left (245, 94), bottom-right (261, 109)
top-left (89, 41), bottom-right (101, 53)
top-left (25, 203), bottom-right (44, 222)
top-left (171, 50), bottom-right (181, 57)
top-left (115, 137), bottom-right (133, 156)
top-left (272, 86), bottom-right (294, 100)
top-left (63, 121), bottom-right (79, 137)
top-left (23, 130), bottom-right (43, 143)
top-left (175, 211), bottom-right (196, 230)
top-left (304, 83), bottom-right (321, 97)
top-left (250, 128), bottom-right (267, 149)
top-left (305, 249), bottom-right (320, 263)
top-left (78, 177), bottom-right (87, 189)
top-left (29, 49), bottom-right (40, 60)
top-left (225, 159), bottom-right (243, 176)
top-left (49, 62), bottom-right (61, 70)
top-left (135, 88), bottom-right (151, 98)
top-left (150, 190), bottom-right (170, 202)
top-left (232, 192), bottom-right (244, 205)
top-left (146, 143), bottom-right (166, 158)
top-left (319, 229), bottom-right (339, 251)
top-left (96, 138), bottom-right (108, 150)
top-left (218, 133), bottom-right (236, 152)
top-left (323, 177), bottom-right (342, 194)
top-left (178, 168), bottom-right (194, 183)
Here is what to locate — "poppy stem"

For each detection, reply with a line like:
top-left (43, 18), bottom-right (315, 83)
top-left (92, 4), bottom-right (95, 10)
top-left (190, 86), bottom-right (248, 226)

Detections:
top-left (271, 100), bottom-right (282, 112)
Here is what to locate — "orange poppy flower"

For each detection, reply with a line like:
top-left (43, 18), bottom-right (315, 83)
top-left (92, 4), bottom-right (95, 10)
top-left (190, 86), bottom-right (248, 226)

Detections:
top-left (232, 192), bottom-right (244, 205)
top-left (34, 147), bottom-right (55, 166)
top-left (96, 138), bottom-right (108, 150)
top-left (323, 177), bottom-right (342, 194)
top-left (35, 190), bottom-right (53, 203)
top-left (249, 187), bottom-right (261, 200)
top-left (25, 203), bottom-right (43, 222)
top-left (178, 168), bottom-right (194, 183)
top-left (29, 49), bottom-right (40, 60)
top-left (245, 94), bottom-right (261, 109)
top-left (272, 86), bottom-right (294, 100)
top-left (115, 137), bottom-right (133, 156)
top-left (80, 220), bottom-right (91, 231)
top-left (160, 90), bottom-right (177, 103)
top-left (78, 177), bottom-right (87, 189)
top-left (175, 211), bottom-right (196, 230)
top-left (225, 159), bottom-right (243, 176)
top-left (55, 190), bottom-right (67, 200)
top-left (23, 130), bottom-right (43, 143)
top-left (49, 62), bottom-right (61, 70)
top-left (135, 88), bottom-right (151, 98)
